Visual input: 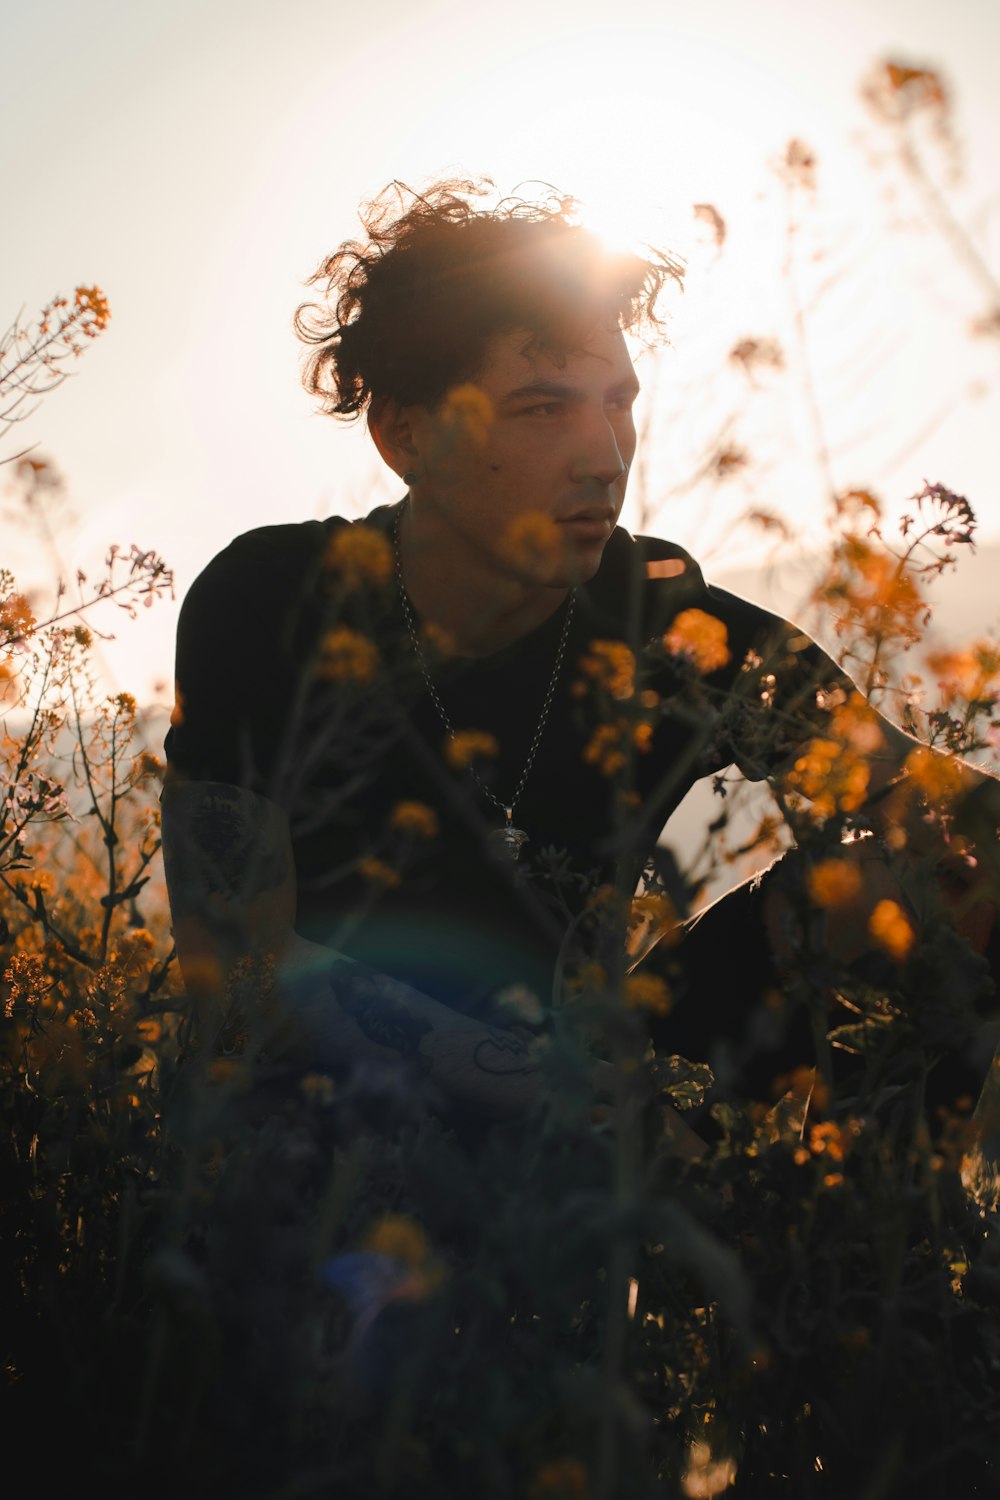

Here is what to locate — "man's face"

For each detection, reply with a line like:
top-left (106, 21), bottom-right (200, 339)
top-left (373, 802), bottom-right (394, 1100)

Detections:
top-left (410, 322), bottom-right (639, 590)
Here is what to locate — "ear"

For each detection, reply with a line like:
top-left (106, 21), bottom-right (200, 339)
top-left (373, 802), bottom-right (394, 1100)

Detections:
top-left (368, 396), bottom-right (424, 478)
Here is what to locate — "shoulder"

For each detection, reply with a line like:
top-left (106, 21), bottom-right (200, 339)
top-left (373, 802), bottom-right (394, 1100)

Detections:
top-left (185, 517), bottom-right (335, 600)
top-left (177, 513), bottom-right (373, 640)
top-left (583, 526), bottom-right (709, 636)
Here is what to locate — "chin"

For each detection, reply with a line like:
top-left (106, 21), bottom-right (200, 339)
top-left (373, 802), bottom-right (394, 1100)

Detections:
top-left (561, 535), bottom-right (611, 586)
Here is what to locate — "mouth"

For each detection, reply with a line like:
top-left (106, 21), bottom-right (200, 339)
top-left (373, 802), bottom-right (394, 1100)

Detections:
top-left (558, 509), bottom-right (616, 539)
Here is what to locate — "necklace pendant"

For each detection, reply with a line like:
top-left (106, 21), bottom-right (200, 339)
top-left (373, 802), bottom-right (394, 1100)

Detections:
top-left (488, 807), bottom-right (528, 861)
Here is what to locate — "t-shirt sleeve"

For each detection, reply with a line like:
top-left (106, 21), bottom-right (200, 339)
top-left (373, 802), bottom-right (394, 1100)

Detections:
top-left (164, 522), bottom-right (329, 792)
top-left (698, 583), bottom-right (857, 782)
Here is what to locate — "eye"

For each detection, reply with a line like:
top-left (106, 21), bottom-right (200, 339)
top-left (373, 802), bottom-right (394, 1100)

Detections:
top-left (522, 402), bottom-right (563, 418)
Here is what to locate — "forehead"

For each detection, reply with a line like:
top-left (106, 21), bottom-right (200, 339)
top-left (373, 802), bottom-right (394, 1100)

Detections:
top-left (474, 323), bottom-right (637, 394)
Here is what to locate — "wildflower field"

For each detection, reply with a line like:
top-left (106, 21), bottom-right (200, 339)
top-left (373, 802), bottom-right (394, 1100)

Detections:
top-left (4, 62), bottom-right (1000, 1499)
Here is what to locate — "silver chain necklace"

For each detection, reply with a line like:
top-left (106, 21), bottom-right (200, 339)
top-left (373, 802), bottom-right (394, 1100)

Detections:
top-left (392, 502), bottom-right (575, 859)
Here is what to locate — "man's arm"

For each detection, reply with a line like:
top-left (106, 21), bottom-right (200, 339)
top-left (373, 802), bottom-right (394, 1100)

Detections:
top-left (160, 779), bottom-right (548, 1120)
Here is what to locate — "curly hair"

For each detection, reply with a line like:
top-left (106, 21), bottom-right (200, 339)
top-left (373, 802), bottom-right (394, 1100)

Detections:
top-left (294, 179), bottom-right (685, 419)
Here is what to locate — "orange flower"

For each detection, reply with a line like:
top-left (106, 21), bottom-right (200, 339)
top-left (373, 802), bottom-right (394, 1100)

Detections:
top-left (809, 1119), bottom-right (854, 1162)
top-left (323, 524), bottom-right (393, 588)
top-left (663, 609), bottom-right (730, 674)
top-left (420, 621), bottom-right (457, 660)
top-left (316, 626), bottom-right (378, 683)
top-left (583, 720), bottom-right (627, 777)
top-left (807, 859), bottom-right (863, 909)
top-left (444, 729), bottom-right (498, 770)
top-left (359, 856), bottom-right (400, 888)
top-left (903, 745), bottom-right (965, 805)
top-left (624, 973), bottom-right (672, 1014)
top-left (632, 721), bottom-right (654, 753)
top-left (0, 593), bottom-right (36, 644)
top-left (134, 751), bottom-right (164, 786)
top-left (567, 961), bottom-right (608, 995)
top-left (681, 1442), bottom-right (738, 1499)
top-left (576, 639), bottom-right (635, 701)
top-left (830, 692), bottom-right (885, 755)
top-left (868, 898), bottom-right (915, 961)
top-left (363, 1214), bottom-right (445, 1299)
top-left (74, 284), bottom-right (110, 331)
top-left (389, 800), bottom-right (440, 839)
top-left (783, 736), bottom-right (870, 820)
top-left (502, 510), bottom-right (563, 572)
top-left (438, 382), bottom-right (494, 447)
top-left (529, 1458), bottom-right (590, 1498)
top-left (364, 1214), bottom-right (431, 1266)
top-left (926, 644), bottom-right (1000, 706)
top-left (819, 535), bottom-right (926, 645)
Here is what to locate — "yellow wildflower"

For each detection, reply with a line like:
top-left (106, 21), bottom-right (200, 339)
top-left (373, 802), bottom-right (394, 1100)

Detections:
top-left (830, 692), bottom-right (885, 754)
top-left (444, 729), bottom-right (498, 770)
top-left (927, 642), bottom-right (1000, 706)
top-left (316, 626), bottom-right (379, 683)
top-left (576, 640), bottom-right (635, 701)
top-left (502, 510), bottom-right (563, 573)
top-left (134, 751), bottom-right (164, 786)
top-left (633, 721), bottom-right (654, 753)
top-left (389, 800), bottom-right (440, 839)
top-left (629, 891), bottom-right (681, 951)
top-left (323, 524), bottom-right (393, 588)
top-left (624, 973), bottom-right (672, 1015)
top-left (681, 1441), bottom-right (738, 1498)
top-left (809, 1120), bottom-right (852, 1162)
top-left (420, 621), bottom-right (457, 660)
top-left (783, 736), bottom-right (870, 820)
top-left (365, 1214), bottom-right (431, 1266)
top-left (583, 720), bottom-right (627, 777)
top-left (113, 691), bottom-right (137, 717)
top-left (300, 1071), bottom-right (336, 1106)
top-left (74, 284), bottom-right (110, 331)
top-left (359, 856), bottom-right (400, 888)
top-left (363, 1213), bottom-right (445, 1299)
top-left (664, 609), bottom-right (730, 674)
top-left (438, 382), bottom-right (494, 447)
top-left (868, 898), bottom-right (915, 960)
top-left (903, 745), bottom-right (965, 805)
top-left (529, 1458), bottom-right (590, 1498)
top-left (12, 869), bottom-right (56, 897)
top-left (112, 929), bottom-right (155, 971)
top-left (0, 593), bottom-right (36, 644)
top-left (807, 859), bottom-right (863, 909)
top-left (567, 961), bottom-right (608, 995)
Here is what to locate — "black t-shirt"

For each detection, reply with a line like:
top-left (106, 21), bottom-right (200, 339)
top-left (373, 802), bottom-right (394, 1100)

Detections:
top-left (165, 500), bottom-right (846, 1018)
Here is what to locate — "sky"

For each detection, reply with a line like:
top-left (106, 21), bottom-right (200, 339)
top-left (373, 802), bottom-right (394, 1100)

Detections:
top-left (2, 0), bottom-right (998, 704)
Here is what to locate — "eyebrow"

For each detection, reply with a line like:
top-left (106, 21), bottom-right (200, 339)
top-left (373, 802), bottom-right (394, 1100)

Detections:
top-left (500, 376), bottom-right (641, 404)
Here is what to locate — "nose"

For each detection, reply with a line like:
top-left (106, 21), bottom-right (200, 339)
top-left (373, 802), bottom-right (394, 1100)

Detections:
top-left (570, 409), bottom-right (630, 488)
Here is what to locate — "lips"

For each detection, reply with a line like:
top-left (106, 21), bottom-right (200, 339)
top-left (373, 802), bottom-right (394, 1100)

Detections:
top-left (558, 508), bottom-right (616, 525)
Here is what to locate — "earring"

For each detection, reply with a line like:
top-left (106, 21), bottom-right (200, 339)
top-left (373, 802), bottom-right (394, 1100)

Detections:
top-left (402, 470), bottom-right (419, 487)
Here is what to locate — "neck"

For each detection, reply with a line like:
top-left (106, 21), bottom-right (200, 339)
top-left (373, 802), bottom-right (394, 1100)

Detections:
top-left (396, 499), bottom-right (569, 657)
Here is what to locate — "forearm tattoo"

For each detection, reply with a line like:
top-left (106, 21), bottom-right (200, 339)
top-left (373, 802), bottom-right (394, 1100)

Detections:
top-left (329, 959), bottom-right (433, 1065)
top-left (162, 784), bottom-right (291, 909)
top-left (473, 1028), bottom-right (540, 1077)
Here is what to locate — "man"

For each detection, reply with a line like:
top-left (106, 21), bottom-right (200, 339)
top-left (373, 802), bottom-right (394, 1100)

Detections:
top-left (162, 180), bottom-right (999, 1135)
